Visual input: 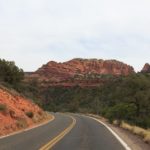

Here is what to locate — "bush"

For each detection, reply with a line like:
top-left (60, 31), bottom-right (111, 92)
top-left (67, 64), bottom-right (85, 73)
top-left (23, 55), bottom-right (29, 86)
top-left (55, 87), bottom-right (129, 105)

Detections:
top-left (121, 121), bottom-right (150, 144)
top-left (0, 59), bottom-right (24, 85)
top-left (0, 104), bottom-right (7, 112)
top-left (105, 103), bottom-right (137, 123)
top-left (16, 118), bottom-right (28, 128)
top-left (25, 111), bottom-right (34, 118)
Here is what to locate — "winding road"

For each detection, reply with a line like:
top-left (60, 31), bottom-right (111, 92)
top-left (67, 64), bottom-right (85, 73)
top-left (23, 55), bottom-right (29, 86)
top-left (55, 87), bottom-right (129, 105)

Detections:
top-left (0, 113), bottom-right (127, 150)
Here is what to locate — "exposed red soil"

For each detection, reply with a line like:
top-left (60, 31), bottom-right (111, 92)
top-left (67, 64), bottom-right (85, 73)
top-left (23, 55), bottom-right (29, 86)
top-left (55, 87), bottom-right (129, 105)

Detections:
top-left (0, 87), bottom-right (48, 136)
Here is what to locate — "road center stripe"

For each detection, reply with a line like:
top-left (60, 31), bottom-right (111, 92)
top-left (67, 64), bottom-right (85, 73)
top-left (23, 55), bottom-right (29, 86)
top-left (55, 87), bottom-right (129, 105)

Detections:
top-left (39, 115), bottom-right (76, 150)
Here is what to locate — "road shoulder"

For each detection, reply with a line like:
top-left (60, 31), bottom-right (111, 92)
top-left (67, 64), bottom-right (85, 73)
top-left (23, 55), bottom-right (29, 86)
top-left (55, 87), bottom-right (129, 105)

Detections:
top-left (0, 113), bottom-right (55, 139)
top-left (87, 114), bottom-right (150, 150)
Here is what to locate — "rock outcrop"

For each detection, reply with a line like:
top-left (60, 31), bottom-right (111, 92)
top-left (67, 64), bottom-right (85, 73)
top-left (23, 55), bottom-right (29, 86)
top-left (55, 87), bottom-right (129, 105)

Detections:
top-left (25, 58), bottom-right (135, 87)
top-left (141, 63), bottom-right (150, 73)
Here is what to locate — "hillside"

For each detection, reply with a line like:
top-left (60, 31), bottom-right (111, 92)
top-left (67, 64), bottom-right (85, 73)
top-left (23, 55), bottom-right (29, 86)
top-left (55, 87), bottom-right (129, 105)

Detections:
top-left (0, 59), bottom-right (50, 136)
top-left (26, 58), bottom-right (135, 87)
top-left (24, 58), bottom-right (150, 130)
top-left (1, 57), bottom-right (150, 132)
top-left (41, 73), bottom-right (150, 129)
top-left (0, 86), bottom-right (48, 136)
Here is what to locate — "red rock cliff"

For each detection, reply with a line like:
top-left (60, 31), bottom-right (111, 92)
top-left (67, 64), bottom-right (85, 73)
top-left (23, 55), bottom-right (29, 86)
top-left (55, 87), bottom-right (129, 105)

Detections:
top-left (30, 58), bottom-right (134, 82)
top-left (141, 63), bottom-right (150, 73)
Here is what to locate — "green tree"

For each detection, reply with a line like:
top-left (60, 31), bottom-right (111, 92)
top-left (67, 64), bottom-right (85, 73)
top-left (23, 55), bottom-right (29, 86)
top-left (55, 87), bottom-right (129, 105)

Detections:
top-left (0, 59), bottom-right (24, 85)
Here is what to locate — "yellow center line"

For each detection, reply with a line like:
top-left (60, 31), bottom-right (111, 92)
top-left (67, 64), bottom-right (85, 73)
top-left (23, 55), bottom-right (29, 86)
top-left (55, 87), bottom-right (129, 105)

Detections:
top-left (39, 115), bottom-right (76, 150)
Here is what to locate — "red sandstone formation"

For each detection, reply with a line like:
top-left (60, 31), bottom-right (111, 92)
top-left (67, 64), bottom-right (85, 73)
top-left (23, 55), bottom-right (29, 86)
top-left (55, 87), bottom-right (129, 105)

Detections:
top-left (141, 63), bottom-right (150, 73)
top-left (27, 59), bottom-right (134, 84)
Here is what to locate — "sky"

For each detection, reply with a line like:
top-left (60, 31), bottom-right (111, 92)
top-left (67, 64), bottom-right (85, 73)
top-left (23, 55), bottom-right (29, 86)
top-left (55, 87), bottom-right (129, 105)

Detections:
top-left (0, 0), bottom-right (150, 71)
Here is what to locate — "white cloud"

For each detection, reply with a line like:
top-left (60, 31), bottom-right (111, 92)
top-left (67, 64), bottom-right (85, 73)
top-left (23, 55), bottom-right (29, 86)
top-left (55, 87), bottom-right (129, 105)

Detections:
top-left (0, 0), bottom-right (150, 71)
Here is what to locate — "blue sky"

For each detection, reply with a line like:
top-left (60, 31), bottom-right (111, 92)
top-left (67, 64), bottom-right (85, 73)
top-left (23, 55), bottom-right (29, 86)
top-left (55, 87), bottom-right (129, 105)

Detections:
top-left (0, 0), bottom-right (150, 71)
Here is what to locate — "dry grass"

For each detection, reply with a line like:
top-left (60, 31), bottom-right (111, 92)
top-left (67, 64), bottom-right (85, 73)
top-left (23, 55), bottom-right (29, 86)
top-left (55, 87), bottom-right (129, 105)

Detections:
top-left (16, 118), bottom-right (28, 129)
top-left (144, 133), bottom-right (150, 144)
top-left (132, 126), bottom-right (146, 138)
top-left (120, 121), bottom-right (133, 131)
top-left (121, 121), bottom-right (150, 144)
top-left (113, 120), bottom-right (121, 126)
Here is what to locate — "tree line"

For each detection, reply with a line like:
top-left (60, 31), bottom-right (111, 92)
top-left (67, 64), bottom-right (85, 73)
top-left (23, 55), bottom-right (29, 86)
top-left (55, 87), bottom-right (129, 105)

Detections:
top-left (42, 73), bottom-right (150, 129)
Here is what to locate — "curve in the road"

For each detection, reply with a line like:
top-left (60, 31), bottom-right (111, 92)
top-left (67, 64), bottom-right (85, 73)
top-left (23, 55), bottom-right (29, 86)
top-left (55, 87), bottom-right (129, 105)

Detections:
top-left (0, 114), bottom-right (55, 140)
top-left (52, 114), bottom-right (127, 150)
top-left (0, 113), bottom-right (131, 150)
top-left (0, 113), bottom-right (73, 150)
top-left (40, 115), bottom-right (76, 150)
top-left (89, 116), bottom-right (131, 150)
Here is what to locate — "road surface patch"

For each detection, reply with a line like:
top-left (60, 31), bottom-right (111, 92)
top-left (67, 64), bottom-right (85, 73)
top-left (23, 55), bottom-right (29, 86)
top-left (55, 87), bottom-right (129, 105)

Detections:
top-left (39, 115), bottom-right (76, 150)
top-left (87, 116), bottom-right (132, 150)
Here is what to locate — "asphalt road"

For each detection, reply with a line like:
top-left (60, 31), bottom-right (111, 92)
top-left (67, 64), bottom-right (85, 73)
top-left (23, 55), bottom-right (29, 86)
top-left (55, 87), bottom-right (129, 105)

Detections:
top-left (0, 113), bottom-right (126, 150)
top-left (52, 114), bottom-right (125, 150)
top-left (0, 113), bottom-right (72, 150)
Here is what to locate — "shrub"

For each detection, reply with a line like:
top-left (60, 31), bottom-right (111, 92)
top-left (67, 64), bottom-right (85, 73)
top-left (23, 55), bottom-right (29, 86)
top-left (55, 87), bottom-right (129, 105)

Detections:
top-left (0, 59), bottom-right (24, 85)
top-left (16, 118), bottom-right (28, 128)
top-left (121, 121), bottom-right (133, 131)
top-left (0, 104), bottom-right (7, 112)
top-left (144, 133), bottom-right (150, 144)
top-left (25, 111), bottom-right (34, 118)
top-left (121, 121), bottom-right (150, 144)
top-left (9, 110), bottom-right (15, 118)
top-left (105, 103), bottom-right (137, 122)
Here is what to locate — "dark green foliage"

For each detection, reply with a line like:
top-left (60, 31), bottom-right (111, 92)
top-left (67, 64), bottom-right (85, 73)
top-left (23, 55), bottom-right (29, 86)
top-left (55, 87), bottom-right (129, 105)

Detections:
top-left (25, 111), bottom-right (34, 118)
top-left (41, 73), bottom-right (150, 128)
top-left (0, 104), bottom-right (7, 111)
top-left (0, 59), bottom-right (24, 85)
top-left (0, 58), bottom-right (41, 106)
top-left (104, 103), bottom-right (137, 123)
top-left (13, 81), bottom-right (42, 106)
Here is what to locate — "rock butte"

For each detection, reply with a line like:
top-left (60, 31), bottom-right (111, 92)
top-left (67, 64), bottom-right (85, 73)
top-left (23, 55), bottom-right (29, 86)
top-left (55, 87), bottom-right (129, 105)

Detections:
top-left (25, 58), bottom-right (135, 87)
top-left (141, 63), bottom-right (150, 73)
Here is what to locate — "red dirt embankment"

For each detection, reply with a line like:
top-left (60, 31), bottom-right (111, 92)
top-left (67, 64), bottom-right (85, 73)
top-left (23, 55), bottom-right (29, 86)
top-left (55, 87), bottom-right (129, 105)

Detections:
top-left (0, 87), bottom-right (49, 136)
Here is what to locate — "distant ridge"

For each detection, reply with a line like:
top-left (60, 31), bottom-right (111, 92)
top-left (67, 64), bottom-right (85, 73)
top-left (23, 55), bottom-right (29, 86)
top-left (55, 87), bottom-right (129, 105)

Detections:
top-left (141, 63), bottom-right (150, 73)
top-left (25, 58), bottom-right (135, 87)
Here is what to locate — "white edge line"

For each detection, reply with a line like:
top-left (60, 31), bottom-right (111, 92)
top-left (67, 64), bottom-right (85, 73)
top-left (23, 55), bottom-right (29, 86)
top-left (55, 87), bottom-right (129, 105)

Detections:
top-left (0, 115), bottom-right (55, 139)
top-left (87, 116), bottom-right (132, 150)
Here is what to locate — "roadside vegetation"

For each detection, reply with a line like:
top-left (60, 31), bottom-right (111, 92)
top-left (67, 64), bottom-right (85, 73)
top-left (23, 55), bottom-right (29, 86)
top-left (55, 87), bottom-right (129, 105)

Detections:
top-left (0, 104), bottom-right (7, 112)
top-left (42, 73), bottom-right (150, 129)
top-left (0, 58), bottom-right (52, 136)
top-left (0, 58), bottom-right (42, 106)
top-left (0, 58), bottom-right (150, 143)
top-left (0, 59), bottom-right (24, 85)
top-left (25, 111), bottom-right (34, 118)
top-left (120, 121), bottom-right (150, 144)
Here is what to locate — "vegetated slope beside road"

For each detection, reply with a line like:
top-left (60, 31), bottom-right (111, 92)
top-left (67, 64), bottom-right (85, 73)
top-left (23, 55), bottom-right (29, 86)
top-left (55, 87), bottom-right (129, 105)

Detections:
top-left (0, 58), bottom-right (51, 136)
top-left (41, 73), bottom-right (150, 129)
top-left (0, 86), bottom-right (49, 136)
